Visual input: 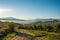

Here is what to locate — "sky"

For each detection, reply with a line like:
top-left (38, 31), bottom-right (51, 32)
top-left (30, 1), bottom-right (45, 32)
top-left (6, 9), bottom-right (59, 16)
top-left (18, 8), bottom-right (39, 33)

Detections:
top-left (0, 0), bottom-right (60, 19)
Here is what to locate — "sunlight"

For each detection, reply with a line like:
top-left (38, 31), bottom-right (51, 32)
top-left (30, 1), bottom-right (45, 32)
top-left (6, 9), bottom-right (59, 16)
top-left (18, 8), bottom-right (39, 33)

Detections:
top-left (0, 9), bottom-right (12, 13)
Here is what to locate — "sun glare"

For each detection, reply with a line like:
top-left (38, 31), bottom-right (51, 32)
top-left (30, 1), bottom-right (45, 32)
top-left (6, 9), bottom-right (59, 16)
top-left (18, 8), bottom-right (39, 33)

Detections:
top-left (0, 9), bottom-right (12, 13)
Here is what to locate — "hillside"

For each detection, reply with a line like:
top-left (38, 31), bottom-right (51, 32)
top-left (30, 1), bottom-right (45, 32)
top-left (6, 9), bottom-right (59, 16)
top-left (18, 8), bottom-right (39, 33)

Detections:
top-left (0, 17), bottom-right (60, 24)
top-left (0, 21), bottom-right (60, 40)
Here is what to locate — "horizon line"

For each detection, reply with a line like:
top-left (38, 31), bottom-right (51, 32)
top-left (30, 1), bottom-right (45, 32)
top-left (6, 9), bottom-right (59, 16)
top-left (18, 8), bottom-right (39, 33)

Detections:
top-left (0, 16), bottom-right (60, 20)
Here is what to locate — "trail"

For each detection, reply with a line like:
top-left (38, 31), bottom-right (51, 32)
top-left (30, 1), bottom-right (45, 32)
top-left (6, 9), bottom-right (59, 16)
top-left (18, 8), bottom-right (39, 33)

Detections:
top-left (11, 32), bottom-right (35, 40)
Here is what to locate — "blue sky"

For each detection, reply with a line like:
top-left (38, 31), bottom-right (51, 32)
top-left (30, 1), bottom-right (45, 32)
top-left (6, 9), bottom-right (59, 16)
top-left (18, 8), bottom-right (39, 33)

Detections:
top-left (0, 0), bottom-right (60, 19)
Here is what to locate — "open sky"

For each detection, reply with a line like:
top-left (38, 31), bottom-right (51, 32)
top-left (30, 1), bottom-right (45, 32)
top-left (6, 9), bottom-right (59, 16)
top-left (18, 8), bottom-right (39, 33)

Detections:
top-left (0, 0), bottom-right (60, 19)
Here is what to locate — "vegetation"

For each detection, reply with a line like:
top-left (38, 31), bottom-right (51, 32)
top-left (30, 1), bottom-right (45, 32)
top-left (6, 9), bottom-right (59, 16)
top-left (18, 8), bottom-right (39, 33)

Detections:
top-left (0, 21), bottom-right (60, 40)
top-left (3, 33), bottom-right (16, 40)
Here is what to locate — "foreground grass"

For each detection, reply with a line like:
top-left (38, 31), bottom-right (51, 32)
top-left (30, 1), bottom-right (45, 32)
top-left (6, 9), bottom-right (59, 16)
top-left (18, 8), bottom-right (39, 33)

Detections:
top-left (17, 29), bottom-right (60, 40)
top-left (3, 33), bottom-right (16, 40)
top-left (2, 29), bottom-right (60, 40)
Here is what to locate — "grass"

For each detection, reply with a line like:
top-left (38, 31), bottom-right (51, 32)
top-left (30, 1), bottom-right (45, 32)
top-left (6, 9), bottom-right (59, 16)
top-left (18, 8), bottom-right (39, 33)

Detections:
top-left (2, 29), bottom-right (60, 40)
top-left (17, 29), bottom-right (60, 40)
top-left (3, 33), bottom-right (16, 40)
top-left (46, 34), bottom-right (60, 40)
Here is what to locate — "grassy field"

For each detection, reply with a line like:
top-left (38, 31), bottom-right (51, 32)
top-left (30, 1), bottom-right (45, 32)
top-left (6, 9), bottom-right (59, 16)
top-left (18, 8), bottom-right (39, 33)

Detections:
top-left (17, 29), bottom-right (60, 40)
top-left (2, 29), bottom-right (60, 40)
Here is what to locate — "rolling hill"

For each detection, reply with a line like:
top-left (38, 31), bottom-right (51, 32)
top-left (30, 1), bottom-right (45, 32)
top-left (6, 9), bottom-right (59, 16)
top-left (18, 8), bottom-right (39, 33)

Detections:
top-left (0, 17), bottom-right (60, 24)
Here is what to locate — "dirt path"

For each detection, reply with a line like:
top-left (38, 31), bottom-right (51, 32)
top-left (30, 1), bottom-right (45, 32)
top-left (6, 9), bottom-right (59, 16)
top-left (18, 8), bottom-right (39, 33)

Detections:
top-left (11, 32), bottom-right (35, 40)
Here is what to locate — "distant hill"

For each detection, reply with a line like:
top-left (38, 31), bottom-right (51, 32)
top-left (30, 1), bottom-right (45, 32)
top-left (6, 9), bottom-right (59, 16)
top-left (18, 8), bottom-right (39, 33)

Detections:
top-left (30, 18), bottom-right (60, 22)
top-left (0, 17), bottom-right (25, 21)
top-left (0, 17), bottom-right (60, 24)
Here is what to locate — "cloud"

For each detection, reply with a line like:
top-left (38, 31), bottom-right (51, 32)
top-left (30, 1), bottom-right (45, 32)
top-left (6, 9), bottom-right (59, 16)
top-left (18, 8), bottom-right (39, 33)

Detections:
top-left (0, 8), bottom-right (13, 13)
